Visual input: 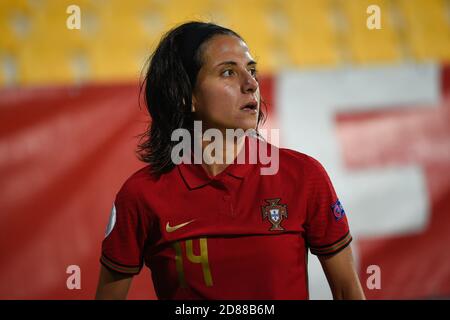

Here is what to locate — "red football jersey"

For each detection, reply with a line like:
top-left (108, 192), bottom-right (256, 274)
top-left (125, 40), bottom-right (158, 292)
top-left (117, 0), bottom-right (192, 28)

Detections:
top-left (100, 136), bottom-right (352, 299)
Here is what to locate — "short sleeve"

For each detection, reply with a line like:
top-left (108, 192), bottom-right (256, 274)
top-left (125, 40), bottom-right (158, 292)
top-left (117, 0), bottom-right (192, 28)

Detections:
top-left (100, 181), bottom-right (151, 275)
top-left (305, 159), bottom-right (352, 257)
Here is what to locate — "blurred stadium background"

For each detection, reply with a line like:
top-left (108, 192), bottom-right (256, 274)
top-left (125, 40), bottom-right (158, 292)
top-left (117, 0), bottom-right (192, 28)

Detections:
top-left (0, 0), bottom-right (449, 299)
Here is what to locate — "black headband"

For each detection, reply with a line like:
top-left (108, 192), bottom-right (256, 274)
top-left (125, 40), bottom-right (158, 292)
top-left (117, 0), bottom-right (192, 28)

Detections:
top-left (178, 23), bottom-right (236, 87)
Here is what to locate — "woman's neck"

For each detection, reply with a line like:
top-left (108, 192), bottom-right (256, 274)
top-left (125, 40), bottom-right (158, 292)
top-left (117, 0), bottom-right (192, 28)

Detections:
top-left (198, 133), bottom-right (246, 177)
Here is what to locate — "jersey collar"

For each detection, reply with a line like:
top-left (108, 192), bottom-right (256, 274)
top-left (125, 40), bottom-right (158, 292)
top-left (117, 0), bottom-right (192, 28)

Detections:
top-left (177, 135), bottom-right (257, 189)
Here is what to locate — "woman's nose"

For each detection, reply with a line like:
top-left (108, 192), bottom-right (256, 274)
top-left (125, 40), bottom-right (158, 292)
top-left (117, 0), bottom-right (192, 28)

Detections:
top-left (242, 72), bottom-right (258, 93)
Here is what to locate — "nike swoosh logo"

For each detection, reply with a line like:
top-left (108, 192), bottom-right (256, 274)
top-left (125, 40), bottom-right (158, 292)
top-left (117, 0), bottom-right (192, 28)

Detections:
top-left (166, 219), bottom-right (196, 233)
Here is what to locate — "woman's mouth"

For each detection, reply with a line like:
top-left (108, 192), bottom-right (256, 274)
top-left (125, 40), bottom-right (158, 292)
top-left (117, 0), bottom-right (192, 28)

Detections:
top-left (240, 101), bottom-right (258, 114)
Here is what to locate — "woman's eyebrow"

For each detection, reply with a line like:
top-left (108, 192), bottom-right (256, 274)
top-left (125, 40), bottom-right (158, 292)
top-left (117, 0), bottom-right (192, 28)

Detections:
top-left (215, 60), bottom-right (257, 68)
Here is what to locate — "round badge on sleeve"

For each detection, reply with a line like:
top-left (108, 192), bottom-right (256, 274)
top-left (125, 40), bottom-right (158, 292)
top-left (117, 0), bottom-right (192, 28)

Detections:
top-left (105, 204), bottom-right (117, 238)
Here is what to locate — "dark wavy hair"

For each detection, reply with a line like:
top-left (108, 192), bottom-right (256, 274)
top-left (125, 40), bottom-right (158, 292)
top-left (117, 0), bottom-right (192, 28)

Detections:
top-left (137, 21), bottom-right (266, 176)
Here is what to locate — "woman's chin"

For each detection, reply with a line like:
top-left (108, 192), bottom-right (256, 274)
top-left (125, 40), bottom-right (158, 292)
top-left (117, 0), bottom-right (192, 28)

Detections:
top-left (240, 121), bottom-right (258, 132)
top-left (228, 117), bottom-right (257, 131)
top-left (207, 119), bottom-right (257, 132)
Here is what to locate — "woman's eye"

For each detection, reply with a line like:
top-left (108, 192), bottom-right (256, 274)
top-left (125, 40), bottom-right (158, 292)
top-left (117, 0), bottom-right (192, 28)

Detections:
top-left (222, 69), bottom-right (234, 77)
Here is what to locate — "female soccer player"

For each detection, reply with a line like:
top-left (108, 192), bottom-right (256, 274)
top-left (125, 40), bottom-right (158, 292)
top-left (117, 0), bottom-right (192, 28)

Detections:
top-left (95, 21), bottom-right (365, 300)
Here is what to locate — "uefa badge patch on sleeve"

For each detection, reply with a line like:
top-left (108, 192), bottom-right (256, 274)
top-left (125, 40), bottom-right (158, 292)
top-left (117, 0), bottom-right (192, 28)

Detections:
top-left (331, 199), bottom-right (346, 222)
top-left (105, 204), bottom-right (117, 238)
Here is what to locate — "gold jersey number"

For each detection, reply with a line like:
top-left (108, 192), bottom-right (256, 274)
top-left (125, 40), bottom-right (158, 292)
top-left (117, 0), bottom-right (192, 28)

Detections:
top-left (173, 238), bottom-right (213, 287)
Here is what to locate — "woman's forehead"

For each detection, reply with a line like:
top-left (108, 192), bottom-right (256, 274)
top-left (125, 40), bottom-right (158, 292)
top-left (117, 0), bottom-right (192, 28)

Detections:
top-left (202, 35), bottom-right (254, 67)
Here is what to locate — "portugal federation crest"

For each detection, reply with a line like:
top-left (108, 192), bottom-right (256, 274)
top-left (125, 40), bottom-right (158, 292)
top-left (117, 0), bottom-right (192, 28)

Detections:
top-left (261, 198), bottom-right (288, 231)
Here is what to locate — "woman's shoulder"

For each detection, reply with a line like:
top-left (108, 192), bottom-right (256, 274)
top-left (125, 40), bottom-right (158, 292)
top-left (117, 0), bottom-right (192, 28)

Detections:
top-left (279, 147), bottom-right (320, 166)
top-left (278, 147), bottom-right (328, 176)
top-left (116, 164), bottom-right (161, 198)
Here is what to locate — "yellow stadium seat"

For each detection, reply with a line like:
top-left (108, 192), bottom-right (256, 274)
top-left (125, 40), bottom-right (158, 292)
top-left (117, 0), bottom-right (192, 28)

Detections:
top-left (10, 0), bottom-right (98, 85)
top-left (212, 0), bottom-right (276, 72)
top-left (339, 0), bottom-right (401, 64)
top-left (5, 0), bottom-right (448, 85)
top-left (0, 52), bottom-right (13, 86)
top-left (158, 0), bottom-right (211, 27)
top-left (399, 0), bottom-right (450, 62)
top-left (277, 0), bottom-right (339, 67)
top-left (80, 1), bottom-right (160, 82)
top-left (17, 43), bottom-right (77, 85)
top-left (86, 40), bottom-right (149, 83)
top-left (0, 0), bottom-right (36, 50)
